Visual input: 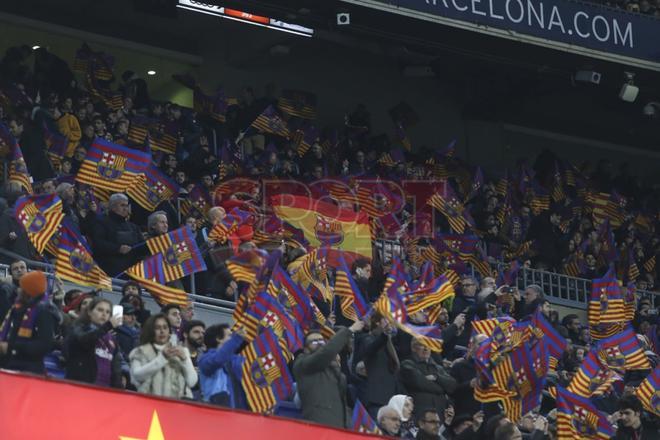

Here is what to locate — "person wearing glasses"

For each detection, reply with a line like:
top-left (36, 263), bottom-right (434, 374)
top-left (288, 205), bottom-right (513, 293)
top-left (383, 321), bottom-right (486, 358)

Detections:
top-left (376, 405), bottom-right (402, 437)
top-left (293, 320), bottom-right (365, 428)
top-left (450, 276), bottom-right (479, 321)
top-left (415, 408), bottom-right (442, 440)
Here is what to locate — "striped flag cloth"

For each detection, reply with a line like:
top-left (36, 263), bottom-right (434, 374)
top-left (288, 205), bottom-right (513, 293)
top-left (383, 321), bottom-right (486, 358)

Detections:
top-left (427, 187), bottom-right (470, 234)
top-left (125, 254), bottom-right (189, 306)
top-left (594, 325), bottom-right (650, 371)
top-left (14, 194), bottom-right (64, 253)
top-left (398, 322), bottom-right (444, 353)
top-left (2, 123), bottom-right (33, 193)
top-left (193, 86), bottom-right (235, 123)
top-left (248, 105), bottom-right (290, 138)
top-left (351, 399), bottom-right (381, 434)
top-left (293, 124), bottom-right (319, 157)
top-left (144, 226), bottom-right (206, 282)
top-left (556, 386), bottom-right (615, 440)
top-left (530, 309), bottom-right (567, 371)
top-left (374, 279), bottom-right (408, 325)
top-left (551, 161), bottom-right (566, 202)
top-left (334, 253), bottom-right (370, 322)
top-left (567, 349), bottom-right (623, 398)
top-left (54, 221), bottom-right (111, 289)
top-left (471, 317), bottom-right (517, 338)
top-left (277, 89), bottom-right (317, 120)
top-left (75, 138), bottom-right (151, 192)
top-left (180, 184), bottom-right (212, 217)
top-left (269, 265), bottom-right (316, 328)
top-left (405, 274), bottom-right (455, 316)
top-left (42, 121), bottom-right (67, 167)
top-left (635, 365), bottom-right (660, 417)
top-left (501, 341), bottom-right (548, 422)
top-left (588, 267), bottom-right (626, 338)
top-left (244, 292), bottom-right (304, 353)
top-left (208, 208), bottom-right (251, 244)
top-left (126, 165), bottom-right (179, 211)
top-left (643, 255), bottom-right (656, 273)
top-left (226, 250), bottom-right (268, 283)
top-left (241, 327), bottom-right (294, 414)
top-left (148, 126), bottom-right (178, 155)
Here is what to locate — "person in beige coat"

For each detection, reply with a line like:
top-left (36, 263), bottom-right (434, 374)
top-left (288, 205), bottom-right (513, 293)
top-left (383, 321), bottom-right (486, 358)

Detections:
top-left (129, 313), bottom-right (197, 399)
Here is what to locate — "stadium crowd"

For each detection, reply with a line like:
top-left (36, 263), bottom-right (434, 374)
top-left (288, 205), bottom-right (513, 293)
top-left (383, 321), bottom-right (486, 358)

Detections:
top-left (0, 42), bottom-right (658, 440)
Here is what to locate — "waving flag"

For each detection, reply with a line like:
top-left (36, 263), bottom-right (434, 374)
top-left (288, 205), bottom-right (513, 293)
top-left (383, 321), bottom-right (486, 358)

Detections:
top-left (568, 349), bottom-right (623, 398)
top-left (277, 89), bottom-right (317, 120)
top-left (374, 279), bottom-right (408, 325)
top-left (502, 341), bottom-right (548, 422)
top-left (636, 365), bottom-right (660, 417)
top-left (76, 138), bottom-right (151, 192)
top-left (351, 399), bottom-right (381, 435)
top-left (2, 123), bottom-right (33, 193)
top-left (14, 194), bottom-right (64, 253)
top-left (471, 317), bottom-right (517, 338)
top-left (244, 292), bottom-right (304, 353)
top-left (334, 254), bottom-right (370, 321)
top-left (55, 221), bottom-right (111, 289)
top-left (227, 250), bottom-right (268, 284)
top-left (42, 120), bottom-right (67, 167)
top-left (145, 226), bottom-right (206, 282)
top-left (125, 254), bottom-right (189, 306)
top-left (208, 208), bottom-right (251, 244)
top-left (271, 195), bottom-right (372, 264)
top-left (269, 265), bottom-right (315, 327)
top-left (589, 267), bottom-right (626, 340)
top-left (427, 185), bottom-right (472, 234)
top-left (594, 325), bottom-right (650, 371)
top-left (405, 274), bottom-right (455, 316)
top-left (126, 165), bottom-right (179, 211)
top-left (248, 105), bottom-right (289, 138)
top-left (530, 309), bottom-right (567, 371)
top-left (293, 124), bottom-right (320, 157)
top-left (241, 327), bottom-right (294, 414)
top-left (180, 184), bottom-right (212, 217)
top-left (556, 386), bottom-right (615, 440)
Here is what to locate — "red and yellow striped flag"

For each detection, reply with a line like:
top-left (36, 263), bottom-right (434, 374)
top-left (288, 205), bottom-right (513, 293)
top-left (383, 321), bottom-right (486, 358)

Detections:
top-left (14, 194), bottom-right (64, 254)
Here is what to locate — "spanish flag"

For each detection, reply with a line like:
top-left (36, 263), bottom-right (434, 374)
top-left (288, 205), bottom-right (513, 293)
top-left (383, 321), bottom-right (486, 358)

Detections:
top-left (270, 195), bottom-right (371, 264)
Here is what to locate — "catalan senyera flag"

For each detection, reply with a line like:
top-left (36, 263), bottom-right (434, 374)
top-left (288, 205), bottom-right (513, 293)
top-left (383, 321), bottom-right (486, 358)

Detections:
top-left (125, 254), bottom-right (189, 306)
top-left (405, 274), bottom-right (455, 315)
top-left (241, 327), bottom-right (294, 414)
top-left (351, 399), bottom-right (382, 435)
top-left (76, 138), bottom-right (151, 192)
top-left (126, 165), bottom-right (179, 211)
top-left (594, 325), bottom-right (650, 371)
top-left (226, 250), bottom-right (268, 284)
top-left (14, 194), bottom-right (64, 253)
top-left (249, 105), bottom-right (289, 138)
top-left (398, 322), bottom-right (444, 353)
top-left (471, 317), bottom-right (517, 338)
top-left (427, 185), bottom-right (471, 234)
top-left (145, 226), bottom-right (206, 283)
top-left (55, 221), bottom-right (111, 289)
top-left (271, 195), bottom-right (372, 263)
top-left (334, 253), bottom-right (370, 322)
top-left (636, 365), bottom-right (660, 417)
top-left (277, 89), bottom-right (317, 120)
top-left (556, 386), bottom-right (615, 440)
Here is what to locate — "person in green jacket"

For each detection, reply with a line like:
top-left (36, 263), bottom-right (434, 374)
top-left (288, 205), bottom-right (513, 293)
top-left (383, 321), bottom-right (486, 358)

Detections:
top-left (293, 320), bottom-right (365, 428)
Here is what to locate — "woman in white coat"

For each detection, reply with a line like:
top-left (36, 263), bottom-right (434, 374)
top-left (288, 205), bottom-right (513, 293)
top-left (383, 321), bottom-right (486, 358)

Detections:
top-left (129, 313), bottom-right (197, 399)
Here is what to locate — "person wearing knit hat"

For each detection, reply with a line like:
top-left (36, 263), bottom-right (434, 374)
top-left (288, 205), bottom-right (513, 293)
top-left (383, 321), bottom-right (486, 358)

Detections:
top-left (0, 270), bottom-right (56, 374)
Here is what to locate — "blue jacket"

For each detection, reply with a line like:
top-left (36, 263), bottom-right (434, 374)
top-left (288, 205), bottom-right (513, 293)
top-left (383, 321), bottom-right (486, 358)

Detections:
top-left (198, 333), bottom-right (246, 409)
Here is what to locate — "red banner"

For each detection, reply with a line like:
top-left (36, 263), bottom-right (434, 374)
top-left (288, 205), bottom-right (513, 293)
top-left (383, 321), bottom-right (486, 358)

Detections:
top-left (0, 370), bottom-right (381, 439)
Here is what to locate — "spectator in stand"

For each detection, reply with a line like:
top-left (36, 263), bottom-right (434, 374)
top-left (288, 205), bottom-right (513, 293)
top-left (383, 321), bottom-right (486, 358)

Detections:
top-left (64, 297), bottom-right (122, 388)
top-left (356, 312), bottom-right (402, 417)
top-left (352, 257), bottom-right (377, 302)
top-left (182, 319), bottom-right (205, 368)
top-left (0, 199), bottom-right (35, 264)
top-left (129, 313), bottom-right (197, 399)
top-left (415, 408), bottom-right (443, 440)
top-left (612, 395), bottom-right (656, 439)
top-left (493, 421), bottom-right (523, 440)
top-left (146, 210), bottom-right (168, 238)
top-left (115, 303), bottom-right (140, 360)
top-left (7, 116), bottom-right (54, 181)
top-left (513, 284), bottom-right (544, 320)
top-left (377, 405), bottom-right (402, 437)
top-left (0, 271), bottom-right (56, 374)
top-left (119, 281), bottom-right (151, 325)
top-left (0, 259), bottom-right (28, 317)
top-left (91, 193), bottom-right (145, 276)
top-left (451, 276), bottom-right (478, 320)
top-left (198, 324), bottom-right (247, 408)
top-left (388, 395), bottom-right (417, 438)
top-left (162, 304), bottom-right (183, 342)
top-left (400, 338), bottom-right (457, 416)
top-left (293, 320), bottom-right (365, 428)
top-left (561, 314), bottom-right (582, 343)
top-left (450, 334), bottom-right (489, 417)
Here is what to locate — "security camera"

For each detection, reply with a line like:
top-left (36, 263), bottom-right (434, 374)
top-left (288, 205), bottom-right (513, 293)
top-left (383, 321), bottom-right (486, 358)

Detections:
top-left (574, 70), bottom-right (601, 85)
top-left (643, 102), bottom-right (660, 117)
top-left (337, 12), bottom-right (350, 25)
top-left (619, 71), bottom-right (639, 103)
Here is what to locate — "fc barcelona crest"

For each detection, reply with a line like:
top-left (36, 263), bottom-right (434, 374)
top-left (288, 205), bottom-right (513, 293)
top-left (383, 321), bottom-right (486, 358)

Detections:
top-left (18, 209), bottom-right (46, 234)
top-left (96, 152), bottom-right (126, 180)
top-left (314, 215), bottom-right (344, 246)
top-left (70, 245), bottom-right (94, 274)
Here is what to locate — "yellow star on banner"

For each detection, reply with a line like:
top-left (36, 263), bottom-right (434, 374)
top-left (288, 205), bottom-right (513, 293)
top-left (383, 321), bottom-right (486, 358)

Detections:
top-left (119, 411), bottom-right (165, 440)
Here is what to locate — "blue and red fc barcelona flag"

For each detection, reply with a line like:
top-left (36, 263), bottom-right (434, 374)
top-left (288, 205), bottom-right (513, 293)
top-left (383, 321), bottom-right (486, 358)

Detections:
top-left (14, 194), bottom-right (64, 253)
top-left (55, 220), bottom-right (111, 289)
top-left (75, 138), bottom-right (151, 192)
top-left (241, 327), bottom-right (294, 414)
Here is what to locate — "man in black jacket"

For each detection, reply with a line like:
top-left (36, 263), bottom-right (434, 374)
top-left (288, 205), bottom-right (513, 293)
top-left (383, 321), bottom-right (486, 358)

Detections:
top-left (0, 259), bottom-right (27, 318)
top-left (513, 284), bottom-right (545, 320)
top-left (92, 193), bottom-right (145, 276)
top-left (400, 338), bottom-right (457, 416)
top-left (612, 395), bottom-right (657, 440)
top-left (0, 271), bottom-right (56, 374)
